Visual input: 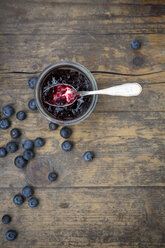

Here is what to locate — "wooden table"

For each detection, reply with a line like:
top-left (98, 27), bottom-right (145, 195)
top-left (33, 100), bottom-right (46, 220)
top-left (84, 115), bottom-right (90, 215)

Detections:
top-left (0, 1), bottom-right (165, 247)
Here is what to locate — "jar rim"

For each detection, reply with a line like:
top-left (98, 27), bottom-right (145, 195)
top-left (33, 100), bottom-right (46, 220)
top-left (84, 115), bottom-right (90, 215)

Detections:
top-left (35, 61), bottom-right (98, 126)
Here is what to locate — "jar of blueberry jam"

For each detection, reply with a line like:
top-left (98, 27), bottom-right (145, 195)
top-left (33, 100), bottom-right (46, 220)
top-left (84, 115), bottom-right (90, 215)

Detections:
top-left (35, 62), bottom-right (98, 125)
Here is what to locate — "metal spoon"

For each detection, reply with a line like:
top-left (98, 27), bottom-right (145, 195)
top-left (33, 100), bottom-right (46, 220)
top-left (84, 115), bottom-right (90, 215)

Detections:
top-left (44, 82), bottom-right (142, 107)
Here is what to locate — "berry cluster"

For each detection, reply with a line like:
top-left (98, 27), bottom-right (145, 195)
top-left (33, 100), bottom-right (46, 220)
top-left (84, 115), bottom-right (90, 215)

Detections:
top-left (1, 76), bottom-right (95, 242)
top-left (2, 185), bottom-right (39, 241)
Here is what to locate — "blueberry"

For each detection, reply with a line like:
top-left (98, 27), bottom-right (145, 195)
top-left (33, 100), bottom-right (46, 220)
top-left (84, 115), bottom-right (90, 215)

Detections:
top-left (16, 111), bottom-right (26, 121)
top-left (0, 147), bottom-right (7, 157)
top-left (34, 137), bottom-right (45, 147)
top-left (2, 105), bottom-right (14, 117)
top-left (5, 230), bottom-right (17, 241)
top-left (0, 118), bottom-right (11, 129)
top-left (61, 141), bottom-right (73, 152)
top-left (48, 172), bottom-right (58, 182)
top-left (10, 128), bottom-right (21, 139)
top-left (2, 215), bottom-right (11, 224)
top-left (28, 99), bottom-right (37, 110)
top-left (22, 140), bottom-right (34, 150)
top-left (131, 40), bottom-right (141, 50)
top-left (23, 149), bottom-right (34, 160)
top-left (6, 141), bottom-right (18, 153)
top-left (13, 194), bottom-right (24, 205)
top-left (49, 122), bottom-right (59, 131)
top-left (83, 151), bottom-right (94, 162)
top-left (22, 186), bottom-right (34, 198)
top-left (28, 76), bottom-right (38, 89)
top-left (14, 156), bottom-right (27, 169)
top-left (28, 197), bottom-right (39, 208)
top-left (60, 127), bottom-right (71, 139)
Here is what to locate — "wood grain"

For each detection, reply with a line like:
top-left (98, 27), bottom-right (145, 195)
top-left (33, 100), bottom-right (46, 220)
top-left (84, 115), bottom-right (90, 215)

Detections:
top-left (0, 34), bottom-right (165, 73)
top-left (0, 74), bottom-right (165, 188)
top-left (0, 0), bottom-right (165, 247)
top-left (0, 187), bottom-right (165, 248)
top-left (0, 0), bottom-right (165, 35)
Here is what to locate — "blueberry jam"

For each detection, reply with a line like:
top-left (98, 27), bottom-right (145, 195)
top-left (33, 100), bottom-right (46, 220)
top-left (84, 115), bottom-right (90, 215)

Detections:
top-left (41, 68), bottom-right (93, 121)
top-left (43, 84), bottom-right (79, 107)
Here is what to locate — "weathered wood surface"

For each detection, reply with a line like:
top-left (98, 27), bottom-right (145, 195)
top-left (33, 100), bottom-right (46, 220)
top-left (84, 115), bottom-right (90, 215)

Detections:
top-left (1, 187), bottom-right (165, 248)
top-left (0, 0), bottom-right (165, 247)
top-left (0, 0), bottom-right (165, 35)
top-left (0, 34), bottom-right (165, 73)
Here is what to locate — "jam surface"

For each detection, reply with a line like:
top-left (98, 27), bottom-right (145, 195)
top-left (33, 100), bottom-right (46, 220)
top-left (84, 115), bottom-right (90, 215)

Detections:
top-left (41, 68), bottom-right (93, 121)
top-left (43, 84), bottom-right (79, 107)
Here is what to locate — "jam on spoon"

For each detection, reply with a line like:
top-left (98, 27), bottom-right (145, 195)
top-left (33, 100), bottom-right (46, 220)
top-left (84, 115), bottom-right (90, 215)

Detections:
top-left (43, 84), bottom-right (79, 107)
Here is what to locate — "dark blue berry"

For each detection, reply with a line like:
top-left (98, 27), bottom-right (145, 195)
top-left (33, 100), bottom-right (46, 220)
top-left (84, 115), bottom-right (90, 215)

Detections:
top-left (22, 186), bottom-right (34, 198)
top-left (10, 128), bottom-right (21, 139)
top-left (13, 194), bottom-right (24, 205)
top-left (14, 156), bottom-right (27, 169)
top-left (0, 118), bottom-right (11, 129)
top-left (61, 141), bottom-right (73, 151)
top-left (34, 137), bottom-right (45, 147)
top-left (6, 141), bottom-right (18, 153)
top-left (28, 76), bottom-right (38, 89)
top-left (28, 197), bottom-right (39, 208)
top-left (16, 111), bottom-right (26, 121)
top-left (22, 140), bottom-right (34, 150)
top-left (2, 215), bottom-right (11, 224)
top-left (83, 151), bottom-right (94, 162)
top-left (0, 147), bottom-right (7, 157)
top-left (23, 149), bottom-right (34, 160)
top-left (49, 122), bottom-right (59, 131)
top-left (2, 105), bottom-right (14, 117)
top-left (60, 127), bottom-right (71, 139)
top-left (131, 40), bottom-right (141, 50)
top-left (48, 172), bottom-right (58, 182)
top-left (6, 230), bottom-right (17, 241)
top-left (28, 99), bottom-right (37, 110)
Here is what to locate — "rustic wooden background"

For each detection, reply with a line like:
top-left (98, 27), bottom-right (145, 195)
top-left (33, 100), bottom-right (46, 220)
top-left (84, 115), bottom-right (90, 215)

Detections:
top-left (0, 0), bottom-right (165, 247)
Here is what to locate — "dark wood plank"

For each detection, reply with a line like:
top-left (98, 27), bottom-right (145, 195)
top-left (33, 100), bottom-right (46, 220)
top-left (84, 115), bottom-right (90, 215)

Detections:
top-left (0, 34), bottom-right (165, 73)
top-left (0, 0), bottom-right (165, 35)
top-left (0, 73), bottom-right (165, 113)
top-left (0, 187), bottom-right (165, 247)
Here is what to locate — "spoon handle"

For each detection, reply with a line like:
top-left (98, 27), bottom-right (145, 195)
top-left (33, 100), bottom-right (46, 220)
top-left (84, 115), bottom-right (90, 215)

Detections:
top-left (79, 83), bottom-right (142, 97)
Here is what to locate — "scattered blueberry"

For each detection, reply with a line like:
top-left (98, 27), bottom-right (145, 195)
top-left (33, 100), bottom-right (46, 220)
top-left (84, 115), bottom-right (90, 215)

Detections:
top-left (10, 128), bottom-right (21, 139)
top-left (83, 151), bottom-right (94, 162)
top-left (28, 99), bottom-right (37, 110)
top-left (13, 194), bottom-right (24, 206)
top-left (0, 118), bottom-right (11, 129)
top-left (49, 122), bottom-right (59, 131)
top-left (28, 197), bottom-right (39, 208)
top-left (28, 76), bottom-right (38, 89)
top-left (22, 140), bottom-right (34, 150)
top-left (14, 156), bottom-right (27, 169)
top-left (22, 186), bottom-right (34, 198)
top-left (131, 40), bottom-right (141, 50)
top-left (16, 111), bottom-right (26, 121)
top-left (48, 172), bottom-right (58, 182)
top-left (2, 105), bottom-right (14, 117)
top-left (2, 215), bottom-right (11, 224)
top-left (23, 149), bottom-right (34, 160)
top-left (61, 141), bottom-right (73, 152)
top-left (6, 141), bottom-right (18, 153)
top-left (34, 137), bottom-right (45, 147)
top-left (60, 127), bottom-right (71, 139)
top-left (0, 147), bottom-right (7, 157)
top-left (5, 230), bottom-right (17, 241)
